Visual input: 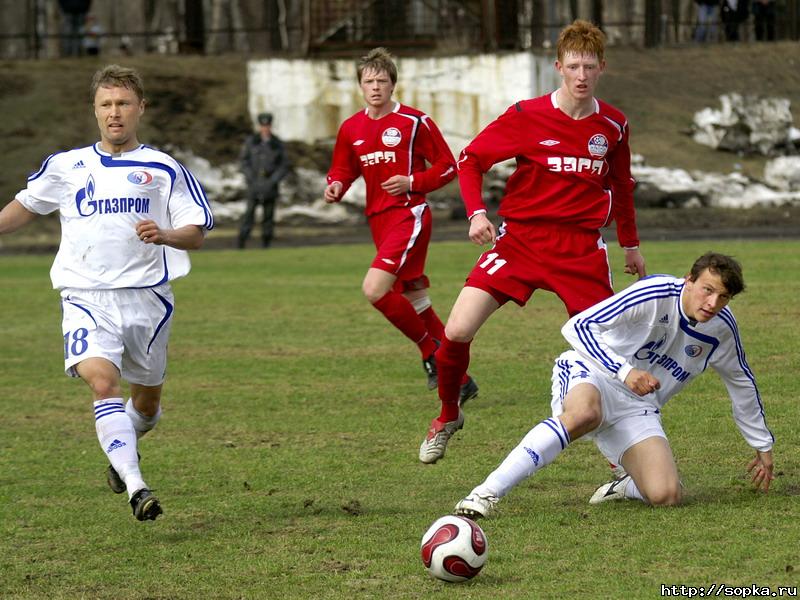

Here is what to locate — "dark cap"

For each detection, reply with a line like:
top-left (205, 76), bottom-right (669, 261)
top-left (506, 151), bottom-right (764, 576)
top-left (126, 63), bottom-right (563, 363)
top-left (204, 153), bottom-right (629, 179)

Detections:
top-left (257, 112), bottom-right (273, 125)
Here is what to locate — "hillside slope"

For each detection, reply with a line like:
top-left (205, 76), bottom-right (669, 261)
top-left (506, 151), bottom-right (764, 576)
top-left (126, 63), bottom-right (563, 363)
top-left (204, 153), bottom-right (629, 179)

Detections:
top-left (0, 43), bottom-right (797, 246)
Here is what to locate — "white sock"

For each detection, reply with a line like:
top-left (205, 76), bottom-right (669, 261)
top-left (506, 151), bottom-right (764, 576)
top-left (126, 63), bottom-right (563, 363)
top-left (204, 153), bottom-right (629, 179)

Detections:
top-left (624, 478), bottom-right (645, 501)
top-left (125, 398), bottom-right (161, 439)
top-left (94, 398), bottom-right (146, 498)
top-left (475, 417), bottom-right (571, 498)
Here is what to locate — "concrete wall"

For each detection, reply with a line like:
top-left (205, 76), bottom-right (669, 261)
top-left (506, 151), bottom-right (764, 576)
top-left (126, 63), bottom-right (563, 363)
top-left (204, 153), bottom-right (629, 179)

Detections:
top-left (247, 52), bottom-right (560, 153)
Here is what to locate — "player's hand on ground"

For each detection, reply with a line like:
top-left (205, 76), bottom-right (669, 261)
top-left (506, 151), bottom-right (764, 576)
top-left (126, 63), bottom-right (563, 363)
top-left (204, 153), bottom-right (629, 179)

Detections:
top-left (468, 213), bottom-right (496, 246)
top-left (380, 175), bottom-right (410, 196)
top-left (324, 182), bottom-right (342, 203)
top-left (136, 220), bottom-right (165, 245)
top-left (624, 368), bottom-right (660, 396)
top-left (747, 450), bottom-right (775, 493)
top-left (623, 248), bottom-right (646, 278)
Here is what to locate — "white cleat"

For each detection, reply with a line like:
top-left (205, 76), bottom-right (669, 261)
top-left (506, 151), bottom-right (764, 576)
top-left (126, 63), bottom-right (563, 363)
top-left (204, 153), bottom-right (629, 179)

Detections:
top-left (453, 492), bottom-right (498, 519)
top-left (418, 412), bottom-right (464, 464)
top-left (589, 474), bottom-right (632, 504)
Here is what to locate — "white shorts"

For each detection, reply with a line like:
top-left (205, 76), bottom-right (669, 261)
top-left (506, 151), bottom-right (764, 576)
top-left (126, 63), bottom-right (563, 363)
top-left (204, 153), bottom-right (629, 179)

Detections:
top-left (550, 350), bottom-right (667, 465)
top-left (60, 285), bottom-right (175, 386)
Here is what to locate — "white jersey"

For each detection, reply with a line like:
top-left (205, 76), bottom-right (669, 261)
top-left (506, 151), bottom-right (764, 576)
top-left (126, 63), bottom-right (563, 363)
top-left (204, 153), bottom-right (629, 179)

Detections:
top-left (15, 143), bottom-right (214, 290)
top-left (562, 274), bottom-right (773, 452)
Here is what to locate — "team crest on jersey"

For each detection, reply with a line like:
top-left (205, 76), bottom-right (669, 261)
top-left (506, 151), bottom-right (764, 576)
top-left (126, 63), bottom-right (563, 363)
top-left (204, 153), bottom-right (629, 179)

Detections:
top-left (127, 170), bottom-right (154, 185)
top-left (684, 345), bottom-right (703, 358)
top-left (381, 127), bottom-right (402, 147)
top-left (587, 134), bottom-right (609, 158)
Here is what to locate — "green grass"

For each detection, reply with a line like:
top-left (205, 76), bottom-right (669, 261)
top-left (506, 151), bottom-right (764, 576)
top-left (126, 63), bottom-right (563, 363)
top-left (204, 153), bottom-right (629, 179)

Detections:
top-left (1, 240), bottom-right (798, 599)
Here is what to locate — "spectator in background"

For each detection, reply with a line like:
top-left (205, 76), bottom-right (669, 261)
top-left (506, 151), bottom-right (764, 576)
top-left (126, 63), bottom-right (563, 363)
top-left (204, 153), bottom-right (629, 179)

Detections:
top-left (238, 112), bottom-right (290, 248)
top-left (694, 0), bottom-right (719, 42)
top-left (58, 0), bottom-right (92, 57)
top-left (83, 15), bottom-right (103, 56)
top-left (752, 0), bottom-right (777, 41)
top-left (721, 0), bottom-right (749, 41)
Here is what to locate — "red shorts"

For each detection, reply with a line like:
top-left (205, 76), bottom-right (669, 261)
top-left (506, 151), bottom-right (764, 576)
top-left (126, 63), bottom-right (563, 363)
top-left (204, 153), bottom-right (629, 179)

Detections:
top-left (368, 204), bottom-right (432, 291)
top-left (465, 220), bottom-right (613, 316)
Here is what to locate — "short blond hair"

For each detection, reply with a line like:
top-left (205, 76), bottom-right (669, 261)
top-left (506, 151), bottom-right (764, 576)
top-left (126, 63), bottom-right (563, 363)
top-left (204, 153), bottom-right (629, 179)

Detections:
top-left (90, 64), bottom-right (145, 104)
top-left (356, 47), bottom-right (397, 84)
top-left (557, 20), bottom-right (606, 63)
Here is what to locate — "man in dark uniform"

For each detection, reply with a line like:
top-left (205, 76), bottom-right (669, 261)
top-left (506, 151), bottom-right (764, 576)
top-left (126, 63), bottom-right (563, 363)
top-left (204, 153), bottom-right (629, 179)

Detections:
top-left (238, 112), bottom-right (290, 248)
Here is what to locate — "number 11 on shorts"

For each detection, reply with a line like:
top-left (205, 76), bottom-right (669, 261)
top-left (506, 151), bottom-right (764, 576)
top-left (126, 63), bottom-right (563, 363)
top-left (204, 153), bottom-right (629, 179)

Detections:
top-left (479, 252), bottom-right (507, 275)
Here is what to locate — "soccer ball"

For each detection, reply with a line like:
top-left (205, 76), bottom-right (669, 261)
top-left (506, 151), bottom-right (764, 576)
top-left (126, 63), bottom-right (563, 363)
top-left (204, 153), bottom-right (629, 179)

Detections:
top-left (420, 515), bottom-right (488, 582)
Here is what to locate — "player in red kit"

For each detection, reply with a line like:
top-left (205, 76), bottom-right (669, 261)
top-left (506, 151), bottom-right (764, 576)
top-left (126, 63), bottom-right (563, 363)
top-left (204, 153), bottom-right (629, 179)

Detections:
top-left (419, 20), bottom-right (647, 464)
top-left (325, 47), bottom-right (478, 402)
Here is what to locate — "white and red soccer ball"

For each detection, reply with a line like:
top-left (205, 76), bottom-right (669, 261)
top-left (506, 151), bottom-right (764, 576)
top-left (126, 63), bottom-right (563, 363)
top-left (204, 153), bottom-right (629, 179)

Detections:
top-left (420, 515), bottom-right (488, 582)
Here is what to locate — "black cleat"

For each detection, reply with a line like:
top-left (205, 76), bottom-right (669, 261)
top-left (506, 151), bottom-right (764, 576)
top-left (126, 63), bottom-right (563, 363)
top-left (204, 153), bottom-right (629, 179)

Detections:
top-left (106, 452), bottom-right (141, 494)
top-left (130, 488), bottom-right (163, 521)
top-left (422, 353), bottom-right (438, 390)
top-left (106, 464), bottom-right (126, 494)
top-left (459, 376), bottom-right (479, 406)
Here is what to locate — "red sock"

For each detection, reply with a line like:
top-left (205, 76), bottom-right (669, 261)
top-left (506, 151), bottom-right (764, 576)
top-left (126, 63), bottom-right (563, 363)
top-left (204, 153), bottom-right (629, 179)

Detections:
top-left (436, 335), bottom-right (471, 422)
top-left (420, 307), bottom-right (469, 384)
top-left (372, 292), bottom-right (438, 358)
top-left (419, 306), bottom-right (445, 343)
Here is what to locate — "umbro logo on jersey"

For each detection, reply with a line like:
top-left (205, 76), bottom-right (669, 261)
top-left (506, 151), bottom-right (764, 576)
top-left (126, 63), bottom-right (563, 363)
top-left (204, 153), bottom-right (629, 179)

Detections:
top-left (539, 139), bottom-right (560, 146)
top-left (72, 160), bottom-right (86, 169)
top-left (106, 438), bottom-right (127, 453)
top-left (659, 314), bottom-right (669, 324)
top-left (353, 140), bottom-right (365, 146)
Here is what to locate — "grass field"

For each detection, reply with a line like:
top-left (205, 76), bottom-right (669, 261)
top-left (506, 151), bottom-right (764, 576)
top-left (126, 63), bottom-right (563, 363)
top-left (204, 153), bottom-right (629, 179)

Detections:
top-left (1, 239), bottom-right (798, 599)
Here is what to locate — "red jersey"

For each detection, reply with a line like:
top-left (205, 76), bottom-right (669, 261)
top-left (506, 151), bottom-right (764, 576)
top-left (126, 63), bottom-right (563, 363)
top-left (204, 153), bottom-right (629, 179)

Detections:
top-left (458, 92), bottom-right (639, 248)
top-left (327, 103), bottom-right (456, 217)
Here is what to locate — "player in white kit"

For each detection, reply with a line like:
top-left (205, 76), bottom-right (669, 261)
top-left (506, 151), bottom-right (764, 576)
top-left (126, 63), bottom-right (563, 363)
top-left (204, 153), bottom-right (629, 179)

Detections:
top-left (0, 65), bottom-right (214, 521)
top-left (452, 253), bottom-right (774, 518)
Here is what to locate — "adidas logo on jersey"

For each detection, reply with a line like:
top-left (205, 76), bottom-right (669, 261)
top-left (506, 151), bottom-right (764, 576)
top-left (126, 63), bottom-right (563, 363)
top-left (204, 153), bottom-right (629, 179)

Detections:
top-left (539, 139), bottom-right (560, 146)
top-left (659, 314), bottom-right (669, 324)
top-left (72, 160), bottom-right (86, 169)
top-left (106, 438), bottom-right (127, 453)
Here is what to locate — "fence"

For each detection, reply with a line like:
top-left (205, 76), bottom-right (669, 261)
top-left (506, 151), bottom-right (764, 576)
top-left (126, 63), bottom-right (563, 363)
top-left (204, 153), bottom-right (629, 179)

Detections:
top-left (1, 0), bottom-right (798, 60)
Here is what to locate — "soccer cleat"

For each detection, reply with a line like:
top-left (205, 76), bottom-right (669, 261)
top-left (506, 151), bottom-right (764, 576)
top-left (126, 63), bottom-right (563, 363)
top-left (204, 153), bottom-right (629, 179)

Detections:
top-left (130, 488), bottom-right (163, 521)
top-left (106, 452), bottom-right (141, 494)
top-left (589, 474), bottom-right (632, 505)
top-left (453, 492), bottom-right (499, 519)
top-left (459, 376), bottom-right (479, 406)
top-left (419, 412), bottom-right (464, 464)
top-left (422, 353), bottom-right (438, 390)
top-left (106, 464), bottom-right (126, 494)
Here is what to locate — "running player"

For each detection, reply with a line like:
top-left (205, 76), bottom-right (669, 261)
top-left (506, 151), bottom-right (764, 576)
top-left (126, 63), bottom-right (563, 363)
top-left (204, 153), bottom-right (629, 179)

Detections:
top-left (420, 20), bottom-right (646, 463)
top-left (453, 252), bottom-right (774, 517)
top-left (324, 47), bottom-right (477, 402)
top-left (0, 64), bottom-right (214, 521)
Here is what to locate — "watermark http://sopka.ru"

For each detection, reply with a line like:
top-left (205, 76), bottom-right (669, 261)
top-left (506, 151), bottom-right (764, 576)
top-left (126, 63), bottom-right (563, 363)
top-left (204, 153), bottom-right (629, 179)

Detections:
top-left (661, 584), bottom-right (797, 598)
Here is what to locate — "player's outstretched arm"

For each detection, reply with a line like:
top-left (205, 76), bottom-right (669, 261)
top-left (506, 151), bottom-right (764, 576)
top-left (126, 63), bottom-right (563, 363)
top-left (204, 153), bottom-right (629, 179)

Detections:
top-left (136, 220), bottom-right (204, 250)
top-left (747, 450), bottom-right (775, 493)
top-left (0, 199), bottom-right (38, 235)
top-left (623, 247), bottom-right (646, 279)
top-left (468, 212), bottom-right (496, 246)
